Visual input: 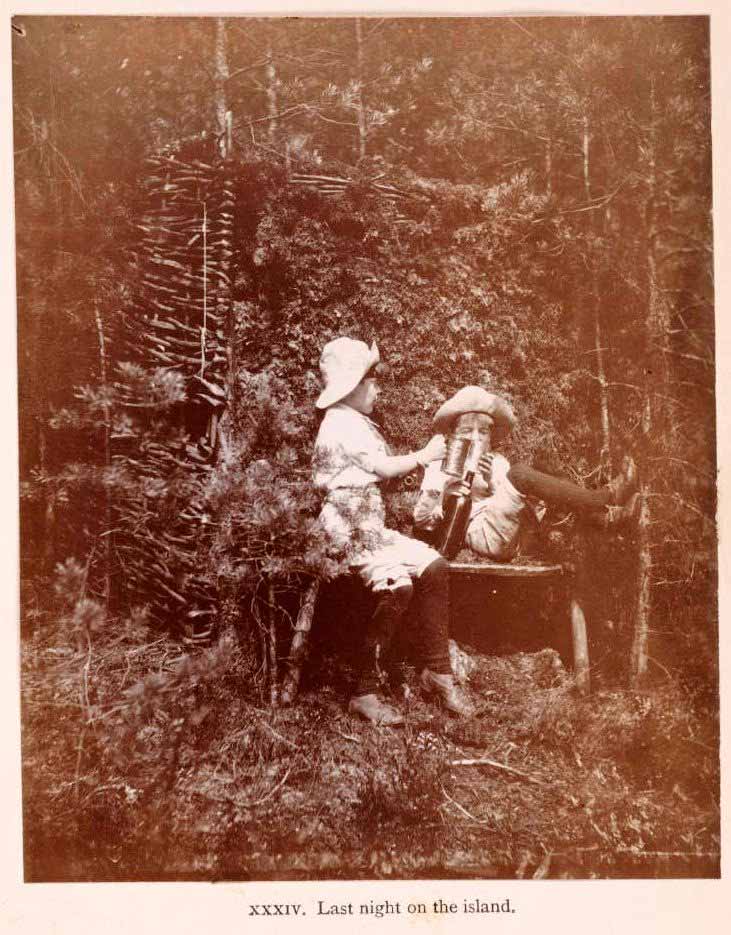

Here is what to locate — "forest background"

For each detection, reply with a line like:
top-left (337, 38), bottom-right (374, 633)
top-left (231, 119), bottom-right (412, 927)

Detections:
top-left (10, 14), bottom-right (720, 882)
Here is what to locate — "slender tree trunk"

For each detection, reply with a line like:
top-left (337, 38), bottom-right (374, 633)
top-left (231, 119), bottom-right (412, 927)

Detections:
top-left (570, 598), bottom-right (591, 696)
top-left (256, 587), bottom-right (268, 697)
top-left (545, 138), bottom-right (553, 198)
top-left (582, 112), bottom-right (611, 469)
top-left (256, 577), bottom-right (279, 705)
top-left (281, 579), bottom-right (321, 705)
top-left (214, 18), bottom-right (232, 158)
top-left (265, 47), bottom-right (278, 145)
top-left (94, 301), bottom-right (111, 611)
top-left (39, 423), bottom-right (56, 576)
top-left (631, 492), bottom-right (652, 685)
top-left (354, 18), bottom-right (368, 162)
top-left (631, 77), bottom-right (666, 687)
top-left (267, 580), bottom-right (279, 706)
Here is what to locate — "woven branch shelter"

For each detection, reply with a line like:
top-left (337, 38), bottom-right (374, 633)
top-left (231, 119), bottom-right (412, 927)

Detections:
top-left (115, 137), bottom-right (427, 642)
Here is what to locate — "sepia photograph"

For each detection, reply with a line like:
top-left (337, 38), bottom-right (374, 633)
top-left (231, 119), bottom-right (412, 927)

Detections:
top-left (11, 11), bottom-right (719, 885)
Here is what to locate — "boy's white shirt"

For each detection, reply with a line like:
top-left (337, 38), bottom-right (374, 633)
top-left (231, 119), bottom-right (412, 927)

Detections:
top-left (415, 453), bottom-right (528, 560)
top-left (313, 403), bottom-right (388, 490)
top-left (415, 453), bottom-right (546, 534)
top-left (418, 453), bottom-right (518, 517)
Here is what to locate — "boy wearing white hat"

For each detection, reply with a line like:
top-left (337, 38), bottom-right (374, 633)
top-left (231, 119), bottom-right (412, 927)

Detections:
top-left (414, 386), bottom-right (639, 561)
top-left (313, 337), bottom-right (473, 725)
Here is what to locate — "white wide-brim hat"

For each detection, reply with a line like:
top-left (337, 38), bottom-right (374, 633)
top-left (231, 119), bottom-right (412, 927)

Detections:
top-left (433, 385), bottom-right (516, 441)
top-left (316, 337), bottom-right (380, 409)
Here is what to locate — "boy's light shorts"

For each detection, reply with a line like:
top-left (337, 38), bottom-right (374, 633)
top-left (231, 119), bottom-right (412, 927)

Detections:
top-left (353, 531), bottom-right (441, 592)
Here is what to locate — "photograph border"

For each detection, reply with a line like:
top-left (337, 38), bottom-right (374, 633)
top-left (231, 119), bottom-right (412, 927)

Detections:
top-left (1, 0), bottom-right (728, 930)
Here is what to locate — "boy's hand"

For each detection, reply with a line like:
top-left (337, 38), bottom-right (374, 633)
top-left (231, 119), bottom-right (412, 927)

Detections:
top-left (477, 451), bottom-right (495, 490)
top-left (456, 480), bottom-right (472, 497)
top-left (477, 452), bottom-right (494, 481)
top-left (418, 434), bottom-right (447, 465)
top-left (470, 453), bottom-right (495, 498)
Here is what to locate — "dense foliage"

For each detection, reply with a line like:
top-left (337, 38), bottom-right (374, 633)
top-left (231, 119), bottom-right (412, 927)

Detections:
top-left (16, 14), bottom-right (715, 680)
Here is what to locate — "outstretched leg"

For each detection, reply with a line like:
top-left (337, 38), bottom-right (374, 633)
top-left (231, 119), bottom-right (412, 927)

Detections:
top-left (507, 456), bottom-right (638, 517)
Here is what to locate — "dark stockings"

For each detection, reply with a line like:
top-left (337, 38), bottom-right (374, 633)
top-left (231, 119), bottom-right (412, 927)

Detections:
top-left (355, 557), bottom-right (453, 695)
top-left (507, 463), bottom-right (611, 513)
top-left (413, 557), bottom-right (452, 675)
top-left (355, 583), bottom-right (413, 696)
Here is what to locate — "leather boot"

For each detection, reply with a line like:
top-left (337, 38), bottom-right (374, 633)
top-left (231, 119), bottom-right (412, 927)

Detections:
top-left (599, 491), bottom-right (642, 529)
top-left (349, 693), bottom-right (405, 727)
top-left (420, 669), bottom-right (474, 718)
top-left (606, 455), bottom-right (639, 505)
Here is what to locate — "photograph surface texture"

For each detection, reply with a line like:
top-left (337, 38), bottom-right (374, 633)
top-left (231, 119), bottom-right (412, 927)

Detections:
top-left (12, 13), bottom-right (719, 884)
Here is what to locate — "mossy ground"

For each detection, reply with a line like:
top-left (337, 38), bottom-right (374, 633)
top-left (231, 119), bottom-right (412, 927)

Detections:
top-left (21, 619), bottom-right (719, 882)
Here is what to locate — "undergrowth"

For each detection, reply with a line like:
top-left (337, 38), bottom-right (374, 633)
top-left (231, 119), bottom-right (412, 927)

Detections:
top-left (20, 606), bottom-right (720, 881)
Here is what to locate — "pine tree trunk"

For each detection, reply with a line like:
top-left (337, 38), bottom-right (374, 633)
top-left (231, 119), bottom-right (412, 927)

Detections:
top-left (214, 18), bottom-right (232, 158)
top-left (94, 301), bottom-right (111, 611)
top-left (265, 47), bottom-right (278, 145)
top-left (281, 579), bottom-right (320, 705)
top-left (354, 18), bottom-right (368, 162)
top-left (267, 580), bottom-right (279, 706)
top-left (39, 424), bottom-right (56, 576)
top-left (631, 492), bottom-right (652, 685)
top-left (582, 113), bottom-right (611, 468)
top-left (631, 76), bottom-right (666, 687)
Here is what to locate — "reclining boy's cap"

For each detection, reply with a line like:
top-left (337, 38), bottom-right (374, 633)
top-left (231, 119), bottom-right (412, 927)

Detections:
top-left (433, 385), bottom-right (516, 440)
top-left (316, 337), bottom-right (380, 409)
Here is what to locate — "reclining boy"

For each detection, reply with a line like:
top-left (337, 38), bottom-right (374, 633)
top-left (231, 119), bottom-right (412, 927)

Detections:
top-left (413, 386), bottom-right (639, 561)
